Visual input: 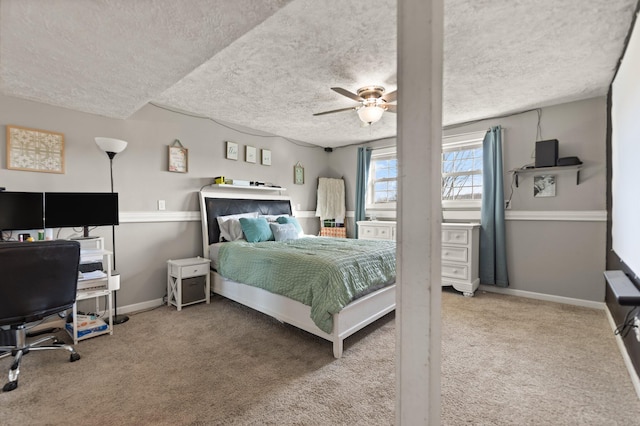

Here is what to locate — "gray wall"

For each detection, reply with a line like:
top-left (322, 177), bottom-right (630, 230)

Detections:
top-left (0, 93), bottom-right (609, 306)
top-left (0, 94), bottom-right (326, 310)
top-left (332, 97), bottom-right (608, 302)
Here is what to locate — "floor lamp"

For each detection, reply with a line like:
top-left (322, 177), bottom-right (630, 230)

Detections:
top-left (95, 137), bottom-right (129, 325)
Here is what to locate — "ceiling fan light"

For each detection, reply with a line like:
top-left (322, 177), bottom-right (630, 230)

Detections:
top-left (357, 105), bottom-right (384, 124)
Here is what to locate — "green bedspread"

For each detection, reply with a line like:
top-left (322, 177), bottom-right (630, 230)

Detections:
top-left (218, 237), bottom-right (396, 334)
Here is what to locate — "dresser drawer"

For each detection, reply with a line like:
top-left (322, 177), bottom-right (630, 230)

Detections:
top-left (442, 228), bottom-right (469, 245)
top-left (360, 226), bottom-right (377, 238)
top-left (442, 246), bottom-right (468, 263)
top-left (358, 223), bottom-right (394, 240)
top-left (442, 263), bottom-right (470, 280)
top-left (176, 263), bottom-right (209, 278)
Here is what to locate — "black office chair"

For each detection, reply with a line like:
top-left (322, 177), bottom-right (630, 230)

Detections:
top-left (0, 240), bottom-right (82, 392)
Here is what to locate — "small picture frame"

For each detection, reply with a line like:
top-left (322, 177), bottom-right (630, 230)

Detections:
top-left (261, 149), bottom-right (272, 166)
top-left (168, 139), bottom-right (188, 173)
top-left (534, 175), bottom-right (556, 197)
top-left (246, 145), bottom-right (257, 163)
top-left (226, 141), bottom-right (238, 160)
top-left (294, 163), bottom-right (304, 185)
top-left (6, 125), bottom-right (65, 174)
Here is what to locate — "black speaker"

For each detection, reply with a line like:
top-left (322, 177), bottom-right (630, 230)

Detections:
top-left (535, 139), bottom-right (558, 168)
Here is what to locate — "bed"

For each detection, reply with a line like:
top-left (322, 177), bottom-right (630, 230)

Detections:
top-left (199, 188), bottom-right (396, 358)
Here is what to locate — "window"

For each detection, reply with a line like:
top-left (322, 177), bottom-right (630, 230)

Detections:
top-left (365, 131), bottom-right (485, 213)
top-left (441, 132), bottom-right (485, 208)
top-left (367, 147), bottom-right (397, 210)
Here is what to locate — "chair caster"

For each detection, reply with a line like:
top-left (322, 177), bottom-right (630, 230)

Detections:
top-left (70, 353), bottom-right (81, 362)
top-left (3, 380), bottom-right (18, 392)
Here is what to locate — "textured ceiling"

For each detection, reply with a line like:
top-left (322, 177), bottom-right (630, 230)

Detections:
top-left (0, 0), bottom-right (637, 147)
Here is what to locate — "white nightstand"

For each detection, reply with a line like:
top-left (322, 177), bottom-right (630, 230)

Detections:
top-left (167, 257), bottom-right (211, 310)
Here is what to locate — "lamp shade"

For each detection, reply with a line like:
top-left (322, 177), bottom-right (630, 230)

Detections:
top-left (357, 105), bottom-right (384, 124)
top-left (95, 137), bottom-right (128, 154)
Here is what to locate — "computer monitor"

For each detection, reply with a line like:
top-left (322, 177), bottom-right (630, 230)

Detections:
top-left (44, 192), bottom-right (119, 237)
top-left (0, 192), bottom-right (45, 235)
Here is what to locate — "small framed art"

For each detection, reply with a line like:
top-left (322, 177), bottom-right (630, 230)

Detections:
top-left (534, 175), bottom-right (556, 197)
top-left (246, 145), bottom-right (257, 163)
top-left (168, 139), bottom-right (188, 173)
top-left (6, 125), bottom-right (65, 174)
top-left (294, 162), bottom-right (304, 185)
top-left (226, 141), bottom-right (239, 160)
top-left (261, 149), bottom-right (272, 166)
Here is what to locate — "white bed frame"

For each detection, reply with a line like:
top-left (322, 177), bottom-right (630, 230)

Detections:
top-left (199, 188), bottom-right (396, 358)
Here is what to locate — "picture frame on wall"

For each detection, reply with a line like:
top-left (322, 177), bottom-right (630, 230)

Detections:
top-left (226, 141), bottom-right (239, 160)
top-left (6, 125), bottom-right (65, 174)
top-left (294, 162), bottom-right (304, 185)
top-left (261, 149), bottom-right (272, 166)
top-left (168, 139), bottom-right (188, 173)
top-left (246, 145), bottom-right (257, 163)
top-left (533, 175), bottom-right (556, 197)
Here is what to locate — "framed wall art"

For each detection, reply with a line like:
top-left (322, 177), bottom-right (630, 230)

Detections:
top-left (246, 145), bottom-right (257, 163)
top-left (294, 162), bottom-right (304, 185)
top-left (261, 149), bottom-right (272, 166)
top-left (534, 175), bottom-right (556, 197)
top-left (168, 139), bottom-right (188, 173)
top-left (6, 125), bottom-right (65, 174)
top-left (226, 141), bottom-right (238, 160)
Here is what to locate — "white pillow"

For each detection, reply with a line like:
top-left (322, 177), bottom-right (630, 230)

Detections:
top-left (259, 214), bottom-right (290, 222)
top-left (217, 212), bottom-right (259, 242)
top-left (269, 223), bottom-right (300, 241)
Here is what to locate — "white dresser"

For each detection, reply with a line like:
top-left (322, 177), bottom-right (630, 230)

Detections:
top-left (357, 220), bottom-right (480, 296)
top-left (441, 223), bottom-right (480, 297)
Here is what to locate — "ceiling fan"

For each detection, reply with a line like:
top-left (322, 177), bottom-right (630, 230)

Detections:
top-left (313, 86), bottom-right (397, 125)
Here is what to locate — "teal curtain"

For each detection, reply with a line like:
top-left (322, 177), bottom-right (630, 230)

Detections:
top-left (355, 147), bottom-right (372, 238)
top-left (480, 126), bottom-right (509, 287)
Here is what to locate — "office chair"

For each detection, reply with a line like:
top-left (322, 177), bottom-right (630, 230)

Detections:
top-left (0, 240), bottom-right (82, 392)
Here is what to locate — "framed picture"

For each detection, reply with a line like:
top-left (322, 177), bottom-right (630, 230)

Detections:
top-left (534, 175), bottom-right (556, 197)
top-left (6, 125), bottom-right (65, 174)
top-left (261, 149), bottom-right (272, 166)
top-left (226, 141), bottom-right (239, 160)
top-left (294, 163), bottom-right (304, 185)
top-left (168, 139), bottom-right (188, 173)
top-left (246, 145), bottom-right (257, 163)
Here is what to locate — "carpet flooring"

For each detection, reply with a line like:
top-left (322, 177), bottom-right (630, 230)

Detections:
top-left (1, 289), bottom-right (639, 425)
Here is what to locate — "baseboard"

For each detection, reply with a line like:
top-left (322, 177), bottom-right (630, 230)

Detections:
top-left (605, 305), bottom-right (640, 400)
top-left (116, 298), bottom-right (165, 315)
top-left (477, 284), bottom-right (605, 310)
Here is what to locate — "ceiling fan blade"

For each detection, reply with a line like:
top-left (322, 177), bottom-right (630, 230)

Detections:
top-left (331, 87), bottom-right (363, 102)
top-left (382, 90), bottom-right (397, 103)
top-left (384, 104), bottom-right (397, 113)
top-left (313, 106), bottom-right (357, 116)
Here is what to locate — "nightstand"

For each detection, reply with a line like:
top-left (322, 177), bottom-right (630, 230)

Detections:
top-left (167, 257), bottom-right (211, 310)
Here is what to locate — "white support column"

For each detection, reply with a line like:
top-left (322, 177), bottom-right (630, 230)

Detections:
top-left (396, 0), bottom-right (443, 424)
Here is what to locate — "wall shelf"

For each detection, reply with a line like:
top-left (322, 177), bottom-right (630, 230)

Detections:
top-left (512, 165), bottom-right (582, 187)
top-left (208, 184), bottom-right (286, 192)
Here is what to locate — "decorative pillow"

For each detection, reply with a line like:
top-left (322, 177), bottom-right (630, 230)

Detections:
top-left (269, 223), bottom-right (300, 242)
top-left (276, 216), bottom-right (304, 237)
top-left (217, 212), bottom-right (259, 242)
top-left (260, 214), bottom-right (289, 222)
top-left (239, 217), bottom-right (274, 243)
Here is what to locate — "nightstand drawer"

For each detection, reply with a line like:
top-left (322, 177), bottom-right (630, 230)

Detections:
top-left (442, 263), bottom-right (469, 280)
top-left (442, 229), bottom-right (469, 245)
top-left (442, 246), bottom-right (468, 263)
top-left (180, 263), bottom-right (210, 278)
